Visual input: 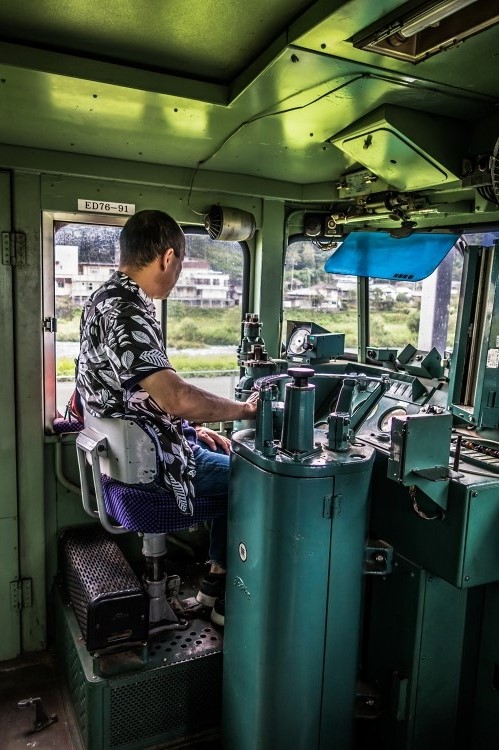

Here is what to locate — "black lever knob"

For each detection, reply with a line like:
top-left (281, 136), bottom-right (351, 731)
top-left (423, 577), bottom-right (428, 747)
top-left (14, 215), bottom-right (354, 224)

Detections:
top-left (287, 367), bottom-right (315, 387)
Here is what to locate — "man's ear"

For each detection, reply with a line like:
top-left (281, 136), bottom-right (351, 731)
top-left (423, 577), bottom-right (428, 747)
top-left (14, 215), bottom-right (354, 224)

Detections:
top-left (162, 247), bottom-right (175, 270)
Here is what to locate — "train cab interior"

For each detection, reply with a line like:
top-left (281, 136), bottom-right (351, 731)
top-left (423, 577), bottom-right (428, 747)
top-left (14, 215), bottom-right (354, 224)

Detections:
top-left (2, 1), bottom-right (499, 748)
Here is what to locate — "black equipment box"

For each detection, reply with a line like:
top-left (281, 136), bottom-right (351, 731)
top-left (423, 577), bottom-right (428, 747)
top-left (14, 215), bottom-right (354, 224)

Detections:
top-left (59, 525), bottom-right (148, 652)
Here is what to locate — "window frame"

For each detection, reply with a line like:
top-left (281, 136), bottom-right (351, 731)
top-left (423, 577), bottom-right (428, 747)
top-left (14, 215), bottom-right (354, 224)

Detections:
top-left (43, 216), bottom-right (250, 430)
top-left (182, 227), bottom-right (250, 314)
top-left (164, 227), bottom-right (250, 380)
top-left (43, 212), bottom-right (129, 430)
top-left (283, 232), bottom-right (464, 363)
top-left (283, 233), bottom-right (359, 357)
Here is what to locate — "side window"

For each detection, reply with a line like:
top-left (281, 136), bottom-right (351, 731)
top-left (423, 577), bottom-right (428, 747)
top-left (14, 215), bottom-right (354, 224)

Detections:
top-left (283, 238), bottom-right (358, 354)
top-left (45, 222), bottom-right (248, 424)
top-left (283, 236), bottom-right (463, 362)
top-left (167, 231), bottom-right (248, 399)
top-left (368, 244), bottom-right (464, 353)
top-left (50, 220), bottom-right (123, 419)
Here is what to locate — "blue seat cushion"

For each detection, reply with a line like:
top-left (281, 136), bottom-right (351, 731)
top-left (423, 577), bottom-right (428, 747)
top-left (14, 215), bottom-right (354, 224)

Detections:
top-left (101, 475), bottom-right (226, 533)
top-left (53, 418), bottom-right (84, 434)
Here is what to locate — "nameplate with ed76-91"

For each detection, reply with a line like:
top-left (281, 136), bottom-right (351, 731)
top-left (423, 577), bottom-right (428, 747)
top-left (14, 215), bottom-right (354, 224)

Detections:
top-left (77, 199), bottom-right (135, 216)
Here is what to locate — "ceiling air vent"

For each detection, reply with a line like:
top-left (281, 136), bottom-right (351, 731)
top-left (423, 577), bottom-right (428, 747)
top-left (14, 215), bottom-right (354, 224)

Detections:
top-left (204, 205), bottom-right (256, 241)
top-left (329, 105), bottom-right (466, 191)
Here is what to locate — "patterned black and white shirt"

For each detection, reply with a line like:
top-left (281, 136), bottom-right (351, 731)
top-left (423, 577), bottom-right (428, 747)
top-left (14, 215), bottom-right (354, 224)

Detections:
top-left (76, 271), bottom-right (195, 514)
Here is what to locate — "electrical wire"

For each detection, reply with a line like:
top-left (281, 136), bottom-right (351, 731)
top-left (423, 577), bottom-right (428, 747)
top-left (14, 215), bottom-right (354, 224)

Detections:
top-left (187, 72), bottom-right (367, 214)
top-left (187, 166), bottom-right (207, 216)
top-left (187, 63), bottom-right (496, 215)
top-left (292, 46), bottom-right (498, 103)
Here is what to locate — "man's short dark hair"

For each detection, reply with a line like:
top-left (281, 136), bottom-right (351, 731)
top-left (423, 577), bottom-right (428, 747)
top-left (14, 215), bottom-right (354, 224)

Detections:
top-left (119, 210), bottom-right (185, 269)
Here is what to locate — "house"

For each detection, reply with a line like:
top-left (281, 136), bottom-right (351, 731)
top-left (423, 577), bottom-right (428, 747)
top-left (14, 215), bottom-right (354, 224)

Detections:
top-left (55, 245), bottom-right (117, 303)
top-left (170, 259), bottom-right (238, 307)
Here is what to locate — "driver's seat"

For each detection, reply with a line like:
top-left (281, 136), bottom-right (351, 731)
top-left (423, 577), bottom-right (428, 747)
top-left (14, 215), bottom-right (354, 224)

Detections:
top-left (75, 409), bottom-right (225, 633)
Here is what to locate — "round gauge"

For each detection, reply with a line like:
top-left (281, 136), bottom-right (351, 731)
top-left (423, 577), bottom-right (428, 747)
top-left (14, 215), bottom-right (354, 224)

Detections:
top-left (378, 407), bottom-right (407, 433)
top-left (287, 326), bottom-right (310, 356)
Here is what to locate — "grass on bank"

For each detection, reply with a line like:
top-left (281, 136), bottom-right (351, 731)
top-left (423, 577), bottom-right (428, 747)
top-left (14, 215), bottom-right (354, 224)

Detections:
top-left (57, 303), bottom-right (422, 350)
top-left (57, 354), bottom-right (239, 379)
top-left (55, 299), bottom-right (458, 378)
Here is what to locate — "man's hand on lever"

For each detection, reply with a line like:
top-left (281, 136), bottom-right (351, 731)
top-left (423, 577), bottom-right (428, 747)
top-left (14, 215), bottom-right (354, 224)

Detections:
top-left (140, 369), bottom-right (259, 425)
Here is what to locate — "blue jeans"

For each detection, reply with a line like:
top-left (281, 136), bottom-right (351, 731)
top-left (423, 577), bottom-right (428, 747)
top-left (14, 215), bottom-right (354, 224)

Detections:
top-left (192, 443), bottom-right (229, 567)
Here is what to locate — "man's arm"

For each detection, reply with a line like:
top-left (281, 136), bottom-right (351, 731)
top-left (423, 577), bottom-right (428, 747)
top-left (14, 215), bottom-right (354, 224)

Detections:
top-left (140, 369), bottom-right (258, 422)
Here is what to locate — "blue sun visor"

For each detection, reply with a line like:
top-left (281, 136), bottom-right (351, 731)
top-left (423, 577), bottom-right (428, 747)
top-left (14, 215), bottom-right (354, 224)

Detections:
top-left (324, 231), bottom-right (460, 281)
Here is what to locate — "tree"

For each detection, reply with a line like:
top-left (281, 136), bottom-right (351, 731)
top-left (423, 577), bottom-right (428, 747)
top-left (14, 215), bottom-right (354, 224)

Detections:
top-left (55, 295), bottom-right (77, 320)
top-left (55, 223), bottom-right (120, 264)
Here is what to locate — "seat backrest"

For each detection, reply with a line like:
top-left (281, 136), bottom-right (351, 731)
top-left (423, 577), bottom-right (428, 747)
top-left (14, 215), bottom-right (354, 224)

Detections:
top-left (76, 407), bottom-right (227, 535)
top-left (83, 410), bottom-right (157, 484)
top-left (76, 409), bottom-right (159, 534)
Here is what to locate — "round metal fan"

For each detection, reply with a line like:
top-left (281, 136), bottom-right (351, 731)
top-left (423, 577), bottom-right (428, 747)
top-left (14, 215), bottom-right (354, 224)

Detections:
top-left (476, 137), bottom-right (499, 206)
top-left (204, 205), bottom-right (256, 241)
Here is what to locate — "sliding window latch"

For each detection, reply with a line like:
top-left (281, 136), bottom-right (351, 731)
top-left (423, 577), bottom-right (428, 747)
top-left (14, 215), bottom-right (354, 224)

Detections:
top-left (43, 317), bottom-right (57, 333)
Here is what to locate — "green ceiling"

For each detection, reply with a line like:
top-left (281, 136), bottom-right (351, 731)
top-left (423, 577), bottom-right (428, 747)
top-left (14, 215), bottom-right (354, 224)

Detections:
top-left (0, 0), bottom-right (498, 193)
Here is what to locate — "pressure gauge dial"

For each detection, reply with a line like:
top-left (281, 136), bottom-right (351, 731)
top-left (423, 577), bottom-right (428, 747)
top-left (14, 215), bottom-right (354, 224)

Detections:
top-left (287, 326), bottom-right (310, 356)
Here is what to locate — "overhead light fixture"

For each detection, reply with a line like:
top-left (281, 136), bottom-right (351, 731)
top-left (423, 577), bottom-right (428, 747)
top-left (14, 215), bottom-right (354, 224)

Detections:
top-left (351, 0), bottom-right (499, 63)
top-left (396, 0), bottom-right (479, 37)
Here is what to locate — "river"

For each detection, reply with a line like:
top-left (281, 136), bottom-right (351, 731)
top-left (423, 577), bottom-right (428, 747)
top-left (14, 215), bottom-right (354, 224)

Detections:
top-left (56, 342), bottom-right (236, 360)
top-left (56, 343), bottom-right (239, 414)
